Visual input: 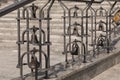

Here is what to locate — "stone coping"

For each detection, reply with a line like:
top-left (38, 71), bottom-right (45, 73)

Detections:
top-left (12, 48), bottom-right (120, 80)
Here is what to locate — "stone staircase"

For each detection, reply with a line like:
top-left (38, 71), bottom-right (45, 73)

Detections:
top-left (0, 0), bottom-right (15, 9)
top-left (0, 0), bottom-right (119, 54)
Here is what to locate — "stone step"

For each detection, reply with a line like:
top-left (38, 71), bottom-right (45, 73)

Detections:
top-left (0, 20), bottom-right (108, 28)
top-left (1, 5), bottom-right (112, 16)
top-left (0, 32), bottom-right (95, 44)
top-left (0, 0), bottom-right (14, 9)
top-left (0, 26), bottom-right (96, 38)
top-left (0, 42), bottom-right (64, 53)
top-left (0, 38), bottom-right (93, 51)
top-left (0, 1), bottom-right (114, 15)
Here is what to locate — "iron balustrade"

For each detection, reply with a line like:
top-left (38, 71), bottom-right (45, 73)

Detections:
top-left (0, 0), bottom-right (119, 79)
top-left (59, 0), bottom-right (119, 64)
top-left (15, 0), bottom-right (120, 79)
top-left (16, 0), bottom-right (55, 80)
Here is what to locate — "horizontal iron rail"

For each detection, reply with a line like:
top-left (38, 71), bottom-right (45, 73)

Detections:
top-left (0, 0), bottom-right (35, 17)
top-left (61, 0), bottom-right (104, 3)
top-left (61, 0), bottom-right (120, 3)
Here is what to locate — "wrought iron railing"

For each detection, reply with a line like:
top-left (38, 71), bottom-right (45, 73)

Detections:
top-left (0, 0), bottom-right (120, 80)
top-left (16, 0), bottom-right (120, 80)
top-left (59, 0), bottom-right (120, 67)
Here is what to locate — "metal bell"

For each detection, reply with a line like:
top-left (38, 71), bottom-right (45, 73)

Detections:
top-left (71, 41), bottom-right (79, 55)
top-left (99, 10), bottom-right (103, 16)
top-left (31, 26), bottom-right (39, 44)
top-left (72, 26), bottom-right (79, 36)
top-left (72, 22), bottom-right (79, 36)
top-left (31, 34), bottom-right (39, 44)
top-left (97, 34), bottom-right (104, 47)
top-left (98, 21), bottom-right (104, 31)
top-left (99, 7), bottom-right (104, 16)
top-left (97, 39), bottom-right (104, 47)
top-left (73, 10), bottom-right (78, 18)
top-left (29, 48), bottom-right (39, 69)
top-left (73, 5), bottom-right (79, 18)
top-left (29, 57), bottom-right (39, 69)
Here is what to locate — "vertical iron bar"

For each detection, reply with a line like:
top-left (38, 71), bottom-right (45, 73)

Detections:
top-left (95, 11), bottom-right (97, 46)
top-left (68, 9), bottom-right (71, 52)
top-left (63, 11), bottom-right (68, 63)
top-left (106, 12), bottom-right (109, 53)
top-left (17, 9), bottom-right (21, 68)
top-left (20, 52), bottom-right (27, 80)
top-left (20, 55), bottom-right (24, 80)
top-left (35, 60), bottom-right (38, 80)
top-left (58, 0), bottom-right (69, 64)
top-left (45, 0), bottom-right (55, 78)
top-left (69, 9), bottom-right (74, 61)
top-left (26, 9), bottom-right (30, 67)
top-left (84, 8), bottom-right (88, 63)
top-left (85, 5), bottom-right (89, 63)
top-left (84, 2), bottom-right (93, 63)
top-left (39, 9), bottom-right (42, 69)
top-left (39, 0), bottom-right (51, 70)
top-left (81, 11), bottom-right (84, 58)
top-left (93, 9), bottom-right (97, 57)
top-left (63, 8), bottom-right (66, 54)
top-left (90, 7), bottom-right (96, 57)
top-left (91, 9), bottom-right (94, 46)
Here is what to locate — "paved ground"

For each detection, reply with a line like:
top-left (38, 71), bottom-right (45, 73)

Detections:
top-left (91, 33), bottom-right (120, 80)
top-left (0, 50), bottom-right (19, 80)
top-left (1, 47), bottom-right (120, 80)
top-left (92, 63), bottom-right (120, 80)
top-left (0, 30), bottom-right (120, 80)
top-left (0, 49), bottom-right (65, 80)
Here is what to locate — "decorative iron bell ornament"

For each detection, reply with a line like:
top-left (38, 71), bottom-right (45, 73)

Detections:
top-left (73, 10), bottom-right (78, 18)
top-left (29, 57), bottom-right (39, 69)
top-left (97, 34), bottom-right (104, 47)
top-left (97, 38), bottom-right (104, 47)
top-left (99, 7), bottom-right (104, 16)
top-left (71, 40), bottom-right (79, 55)
top-left (73, 26), bottom-right (79, 36)
top-left (99, 10), bottom-right (103, 16)
top-left (98, 20), bottom-right (104, 31)
top-left (73, 5), bottom-right (79, 18)
top-left (29, 3), bottom-right (38, 18)
top-left (29, 47), bottom-right (40, 69)
top-left (72, 22), bottom-right (80, 36)
top-left (31, 34), bottom-right (39, 44)
top-left (31, 26), bottom-right (39, 44)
